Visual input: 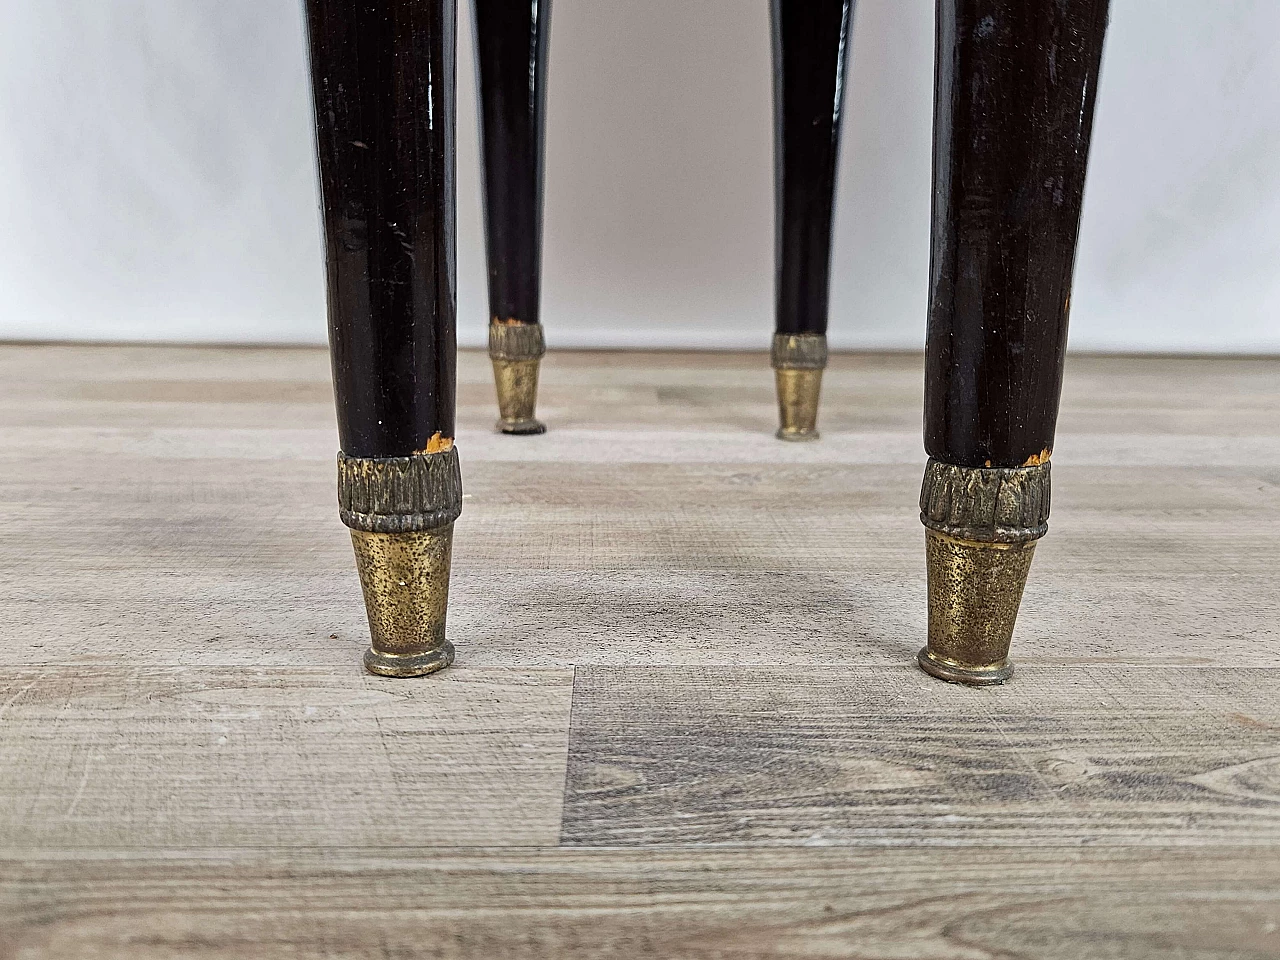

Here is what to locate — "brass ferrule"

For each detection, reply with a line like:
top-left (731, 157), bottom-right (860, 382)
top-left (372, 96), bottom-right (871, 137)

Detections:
top-left (489, 322), bottom-right (547, 435)
top-left (917, 459), bottom-right (1052, 685)
top-left (337, 449), bottom-right (463, 677)
top-left (771, 334), bottom-right (827, 441)
top-left (350, 526), bottom-right (455, 677)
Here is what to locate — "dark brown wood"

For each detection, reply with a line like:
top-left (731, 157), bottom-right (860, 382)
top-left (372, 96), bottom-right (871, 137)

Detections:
top-left (472, 0), bottom-right (551, 329)
top-left (924, 0), bottom-right (1109, 468)
top-left (305, 0), bottom-right (458, 458)
top-left (771, 0), bottom-right (854, 337)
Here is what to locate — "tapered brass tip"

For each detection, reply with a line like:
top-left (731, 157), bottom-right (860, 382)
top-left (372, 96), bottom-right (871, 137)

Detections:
top-left (492, 357), bottom-right (546, 435)
top-left (490, 321), bottom-right (547, 435)
top-left (916, 458), bottom-right (1051, 685)
top-left (771, 333), bottom-right (827, 441)
top-left (337, 449), bottom-right (463, 678)
top-left (351, 526), bottom-right (456, 678)
top-left (918, 530), bottom-right (1035, 684)
top-left (774, 368), bottom-right (823, 441)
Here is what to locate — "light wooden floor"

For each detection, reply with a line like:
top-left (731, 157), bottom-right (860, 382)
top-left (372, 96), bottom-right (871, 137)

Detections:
top-left (2, 344), bottom-right (1278, 958)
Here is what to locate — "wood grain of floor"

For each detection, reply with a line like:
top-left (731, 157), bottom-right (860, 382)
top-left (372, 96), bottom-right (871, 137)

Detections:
top-left (1, 344), bottom-right (1278, 959)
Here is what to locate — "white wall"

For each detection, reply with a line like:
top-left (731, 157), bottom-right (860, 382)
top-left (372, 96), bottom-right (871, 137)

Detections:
top-left (1, 0), bottom-right (1277, 352)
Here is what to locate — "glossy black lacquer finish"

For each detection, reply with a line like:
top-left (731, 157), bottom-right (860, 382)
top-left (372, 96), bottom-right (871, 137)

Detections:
top-left (473, 0), bottom-right (551, 327)
top-left (305, 0), bottom-right (458, 458)
top-left (772, 0), bottom-right (854, 336)
top-left (925, 0), bottom-right (1109, 468)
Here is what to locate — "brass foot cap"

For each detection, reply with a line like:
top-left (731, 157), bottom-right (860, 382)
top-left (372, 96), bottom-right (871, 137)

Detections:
top-left (364, 641), bottom-right (455, 678)
top-left (497, 417), bottom-right (547, 436)
top-left (917, 647), bottom-right (1013, 686)
top-left (776, 426), bottom-right (820, 442)
top-left (773, 363), bottom-right (823, 443)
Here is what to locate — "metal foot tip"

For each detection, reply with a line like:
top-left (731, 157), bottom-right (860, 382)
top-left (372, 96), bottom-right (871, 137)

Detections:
top-left (365, 640), bottom-right (455, 678)
top-left (497, 417), bottom-right (547, 436)
top-left (917, 646), bottom-right (1013, 686)
top-left (490, 328), bottom-right (545, 439)
top-left (349, 525), bottom-right (457, 681)
top-left (773, 364), bottom-right (823, 443)
top-left (776, 426), bottom-right (820, 442)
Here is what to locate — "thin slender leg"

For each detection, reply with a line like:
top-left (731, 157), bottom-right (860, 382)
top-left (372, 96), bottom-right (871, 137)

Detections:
top-left (918, 0), bottom-right (1109, 684)
top-left (473, 0), bottom-right (552, 435)
top-left (305, 0), bottom-right (462, 677)
top-left (770, 0), bottom-right (853, 441)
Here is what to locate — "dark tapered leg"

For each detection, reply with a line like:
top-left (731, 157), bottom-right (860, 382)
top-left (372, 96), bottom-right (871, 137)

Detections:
top-left (305, 0), bottom-right (461, 677)
top-left (770, 0), bottom-right (853, 441)
top-left (919, 0), bottom-right (1109, 684)
top-left (473, 0), bottom-right (551, 435)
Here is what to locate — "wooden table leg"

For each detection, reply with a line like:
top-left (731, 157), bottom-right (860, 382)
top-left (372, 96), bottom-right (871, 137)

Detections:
top-left (919, 0), bottom-right (1110, 684)
top-left (770, 0), bottom-right (853, 441)
top-left (305, 0), bottom-right (462, 677)
top-left (473, 0), bottom-right (552, 435)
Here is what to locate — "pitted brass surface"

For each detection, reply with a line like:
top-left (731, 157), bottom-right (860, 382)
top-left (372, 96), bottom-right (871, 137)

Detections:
top-left (919, 530), bottom-right (1036, 685)
top-left (337, 448), bottom-right (462, 677)
top-left (351, 526), bottom-right (455, 678)
top-left (917, 459), bottom-right (1049, 685)
top-left (489, 322), bottom-right (546, 435)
